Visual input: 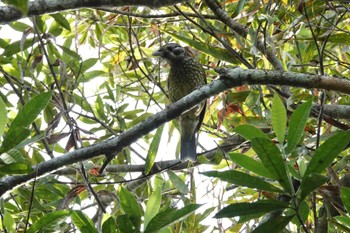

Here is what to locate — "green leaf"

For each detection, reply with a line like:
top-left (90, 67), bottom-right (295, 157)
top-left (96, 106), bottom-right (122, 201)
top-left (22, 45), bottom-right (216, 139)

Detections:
top-left (286, 100), bottom-right (312, 154)
top-left (3, 211), bottom-right (15, 233)
top-left (119, 187), bottom-right (142, 230)
top-left (13, 133), bottom-right (45, 150)
top-left (71, 210), bottom-right (98, 233)
top-left (81, 58), bottom-right (98, 73)
top-left (0, 149), bottom-right (30, 164)
top-left (232, 0), bottom-right (246, 18)
top-left (304, 131), bottom-right (350, 177)
top-left (0, 96), bottom-right (7, 138)
top-left (251, 215), bottom-right (294, 233)
top-left (144, 204), bottom-right (202, 233)
top-left (299, 173), bottom-right (329, 201)
top-left (57, 44), bottom-right (81, 61)
top-left (144, 188), bottom-right (162, 229)
top-left (164, 32), bottom-right (240, 64)
top-left (167, 170), bottom-right (189, 194)
top-left (0, 127), bottom-right (30, 154)
top-left (290, 200), bottom-right (309, 225)
top-left (50, 13), bottom-right (71, 31)
top-left (95, 95), bottom-right (107, 121)
top-left (214, 200), bottom-right (289, 218)
top-left (81, 70), bottom-right (107, 82)
top-left (271, 94), bottom-right (286, 144)
top-left (0, 162), bottom-right (33, 174)
top-left (2, 38), bottom-right (39, 57)
top-left (333, 216), bottom-right (350, 232)
top-left (48, 19), bottom-right (63, 36)
top-left (327, 33), bottom-right (350, 45)
top-left (202, 170), bottom-right (282, 192)
top-left (145, 125), bottom-right (164, 174)
top-left (251, 138), bottom-right (292, 193)
top-left (8, 21), bottom-right (31, 32)
top-left (228, 153), bottom-right (274, 179)
top-left (341, 187), bottom-right (350, 213)
top-left (27, 210), bottom-right (70, 233)
top-left (234, 124), bottom-right (269, 140)
top-left (116, 214), bottom-right (136, 232)
top-left (9, 91), bottom-right (52, 129)
top-left (102, 217), bottom-right (116, 233)
top-left (1, 91), bottom-right (52, 153)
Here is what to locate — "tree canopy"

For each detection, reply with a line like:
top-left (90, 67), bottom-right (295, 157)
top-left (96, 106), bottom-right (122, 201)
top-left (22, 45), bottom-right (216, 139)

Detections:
top-left (0, 0), bottom-right (350, 232)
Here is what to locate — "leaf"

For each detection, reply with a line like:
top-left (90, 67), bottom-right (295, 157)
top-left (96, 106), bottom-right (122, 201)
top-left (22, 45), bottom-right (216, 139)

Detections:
top-left (119, 187), bottom-right (142, 230)
top-left (102, 217), bottom-right (116, 233)
top-left (232, 0), bottom-right (246, 18)
top-left (116, 214), bottom-right (136, 232)
top-left (3, 211), bottom-right (15, 233)
top-left (0, 96), bottom-right (7, 139)
top-left (214, 200), bottom-right (289, 218)
top-left (251, 215), bottom-right (294, 233)
top-left (164, 31), bottom-right (240, 64)
top-left (50, 13), bottom-right (71, 31)
top-left (228, 153), bottom-right (274, 179)
top-left (0, 162), bottom-right (33, 174)
top-left (71, 210), bottom-right (98, 233)
top-left (144, 204), bottom-right (202, 233)
top-left (290, 200), bottom-right (309, 225)
top-left (326, 33), bottom-right (350, 45)
top-left (57, 44), bottom-right (81, 61)
top-left (27, 210), bottom-right (70, 233)
top-left (299, 173), bottom-right (329, 201)
top-left (2, 38), bottom-right (39, 57)
top-left (271, 94), bottom-right (286, 144)
top-left (167, 170), bottom-right (189, 194)
top-left (304, 131), bottom-right (350, 177)
top-left (8, 21), bottom-right (31, 32)
top-left (333, 216), bottom-right (350, 232)
top-left (251, 138), bottom-right (292, 193)
top-left (1, 91), bottom-right (52, 153)
top-left (14, 133), bottom-right (45, 150)
top-left (145, 125), bottom-right (164, 174)
top-left (144, 188), bottom-right (162, 229)
top-left (81, 58), bottom-right (98, 73)
top-left (286, 100), bottom-right (312, 154)
top-left (202, 170), bottom-right (282, 192)
top-left (341, 187), bottom-right (350, 213)
top-left (82, 70), bottom-right (107, 82)
top-left (234, 124), bottom-right (269, 140)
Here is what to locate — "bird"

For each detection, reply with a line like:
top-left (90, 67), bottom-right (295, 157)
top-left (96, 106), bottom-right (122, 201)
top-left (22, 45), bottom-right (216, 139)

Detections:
top-left (153, 43), bottom-right (207, 161)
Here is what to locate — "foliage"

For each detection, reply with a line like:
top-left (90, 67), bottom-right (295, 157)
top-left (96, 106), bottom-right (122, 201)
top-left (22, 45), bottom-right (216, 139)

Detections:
top-left (0, 0), bottom-right (350, 232)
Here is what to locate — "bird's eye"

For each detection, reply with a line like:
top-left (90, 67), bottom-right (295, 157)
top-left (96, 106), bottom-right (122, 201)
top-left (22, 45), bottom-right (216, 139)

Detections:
top-left (173, 49), bottom-right (182, 55)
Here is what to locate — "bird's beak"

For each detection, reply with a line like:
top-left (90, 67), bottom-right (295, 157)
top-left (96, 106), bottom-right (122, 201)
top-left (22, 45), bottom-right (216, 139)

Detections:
top-left (152, 49), bottom-right (163, 56)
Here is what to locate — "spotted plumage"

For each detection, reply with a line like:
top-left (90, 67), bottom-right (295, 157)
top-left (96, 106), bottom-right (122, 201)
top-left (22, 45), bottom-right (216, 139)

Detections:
top-left (153, 43), bottom-right (206, 161)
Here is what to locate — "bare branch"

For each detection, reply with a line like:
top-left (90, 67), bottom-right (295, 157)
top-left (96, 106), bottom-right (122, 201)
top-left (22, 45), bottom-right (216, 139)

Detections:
top-left (0, 0), bottom-right (187, 23)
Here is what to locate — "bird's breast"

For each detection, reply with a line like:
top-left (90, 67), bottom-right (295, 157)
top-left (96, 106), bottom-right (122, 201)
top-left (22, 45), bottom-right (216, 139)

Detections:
top-left (167, 59), bottom-right (206, 103)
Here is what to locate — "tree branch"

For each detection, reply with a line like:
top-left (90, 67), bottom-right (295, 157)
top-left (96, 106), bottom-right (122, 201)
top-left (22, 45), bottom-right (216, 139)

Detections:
top-left (0, 0), bottom-right (187, 23)
top-left (0, 67), bottom-right (349, 196)
top-left (204, 0), bottom-right (284, 71)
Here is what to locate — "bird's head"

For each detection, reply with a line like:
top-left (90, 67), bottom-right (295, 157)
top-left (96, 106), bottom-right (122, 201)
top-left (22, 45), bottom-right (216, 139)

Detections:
top-left (153, 43), bottom-right (189, 65)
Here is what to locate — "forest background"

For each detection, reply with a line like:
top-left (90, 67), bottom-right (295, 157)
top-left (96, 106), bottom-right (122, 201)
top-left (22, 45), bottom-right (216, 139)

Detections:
top-left (0, 0), bottom-right (350, 232)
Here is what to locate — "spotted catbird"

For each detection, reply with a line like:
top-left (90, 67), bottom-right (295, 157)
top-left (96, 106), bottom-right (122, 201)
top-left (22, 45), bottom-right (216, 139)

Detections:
top-left (153, 43), bottom-right (206, 161)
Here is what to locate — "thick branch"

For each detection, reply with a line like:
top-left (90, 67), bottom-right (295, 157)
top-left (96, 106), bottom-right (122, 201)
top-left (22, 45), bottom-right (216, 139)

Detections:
top-left (0, 0), bottom-right (187, 23)
top-left (0, 68), bottom-right (349, 196)
top-left (321, 104), bottom-right (350, 120)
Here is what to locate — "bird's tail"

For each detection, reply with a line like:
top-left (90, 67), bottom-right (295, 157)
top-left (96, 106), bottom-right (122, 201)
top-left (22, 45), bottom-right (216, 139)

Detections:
top-left (180, 134), bottom-right (197, 162)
